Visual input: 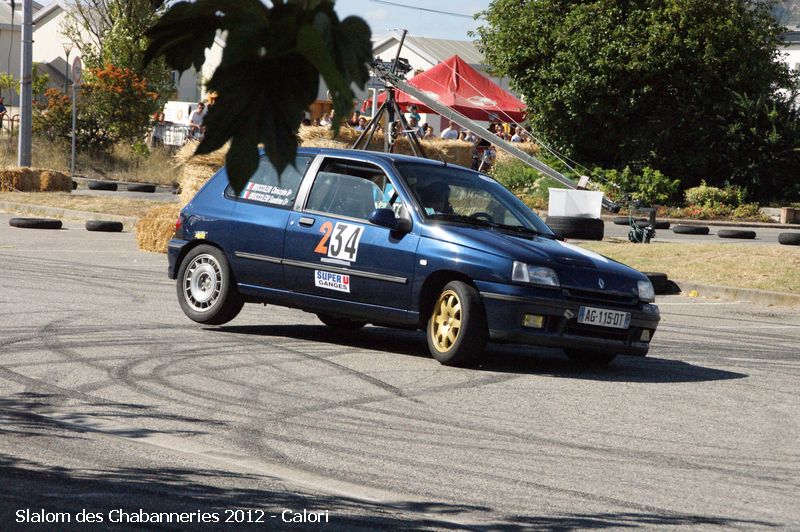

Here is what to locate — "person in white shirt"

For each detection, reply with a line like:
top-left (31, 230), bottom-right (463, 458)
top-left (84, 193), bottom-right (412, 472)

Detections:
top-left (188, 102), bottom-right (205, 138)
top-left (510, 126), bottom-right (527, 142)
top-left (440, 121), bottom-right (460, 140)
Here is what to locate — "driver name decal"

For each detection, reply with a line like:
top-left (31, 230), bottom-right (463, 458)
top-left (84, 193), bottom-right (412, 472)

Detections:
top-left (315, 270), bottom-right (351, 293)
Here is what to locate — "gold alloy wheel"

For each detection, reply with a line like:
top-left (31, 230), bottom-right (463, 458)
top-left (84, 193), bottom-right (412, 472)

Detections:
top-left (430, 289), bottom-right (462, 352)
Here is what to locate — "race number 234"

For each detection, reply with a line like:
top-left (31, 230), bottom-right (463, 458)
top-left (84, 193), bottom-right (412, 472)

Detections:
top-left (314, 222), bottom-right (364, 262)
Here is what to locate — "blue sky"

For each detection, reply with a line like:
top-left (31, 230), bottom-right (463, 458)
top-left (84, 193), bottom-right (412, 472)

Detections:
top-left (333, 0), bottom-right (491, 41)
top-left (37, 0), bottom-right (491, 42)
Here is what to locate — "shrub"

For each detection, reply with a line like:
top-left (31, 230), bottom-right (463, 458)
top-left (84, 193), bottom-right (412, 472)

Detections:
top-left (667, 203), bottom-right (733, 219)
top-left (683, 181), bottom-right (743, 207)
top-left (595, 166), bottom-right (680, 206)
top-left (732, 202), bottom-right (771, 221)
top-left (491, 157), bottom-right (568, 210)
top-left (33, 64), bottom-right (159, 153)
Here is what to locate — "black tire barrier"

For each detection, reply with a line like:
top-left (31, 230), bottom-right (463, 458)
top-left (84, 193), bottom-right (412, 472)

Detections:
top-left (718, 229), bottom-right (756, 239)
top-left (126, 183), bottom-right (156, 193)
top-left (72, 180), bottom-right (77, 190)
top-left (9, 217), bottom-right (62, 230)
top-left (643, 271), bottom-right (679, 295)
top-left (85, 220), bottom-right (123, 232)
top-left (672, 225), bottom-right (710, 235)
top-left (87, 180), bottom-right (118, 191)
top-left (545, 216), bottom-right (604, 241)
top-left (613, 216), bottom-right (646, 226)
top-left (633, 220), bottom-right (670, 230)
top-left (778, 232), bottom-right (800, 246)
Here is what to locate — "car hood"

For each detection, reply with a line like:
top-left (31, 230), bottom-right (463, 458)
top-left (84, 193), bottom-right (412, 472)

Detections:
top-left (421, 223), bottom-right (647, 296)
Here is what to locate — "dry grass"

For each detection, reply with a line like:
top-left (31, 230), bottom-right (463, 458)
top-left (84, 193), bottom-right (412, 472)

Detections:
top-left (136, 203), bottom-right (181, 253)
top-left (580, 240), bottom-right (800, 293)
top-left (0, 192), bottom-right (168, 218)
top-left (1, 135), bottom-right (182, 186)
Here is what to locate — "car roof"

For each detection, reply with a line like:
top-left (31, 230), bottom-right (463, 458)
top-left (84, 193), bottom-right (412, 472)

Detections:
top-left (297, 147), bottom-right (464, 170)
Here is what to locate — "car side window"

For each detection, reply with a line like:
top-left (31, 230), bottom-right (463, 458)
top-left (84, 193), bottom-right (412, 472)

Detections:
top-left (225, 154), bottom-right (312, 209)
top-left (305, 159), bottom-right (397, 220)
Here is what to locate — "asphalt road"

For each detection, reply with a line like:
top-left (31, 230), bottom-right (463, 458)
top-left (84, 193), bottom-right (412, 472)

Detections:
top-left (1, 215), bottom-right (798, 530)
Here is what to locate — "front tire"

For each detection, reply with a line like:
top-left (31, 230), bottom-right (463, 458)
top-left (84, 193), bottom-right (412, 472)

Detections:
top-left (426, 281), bottom-right (487, 366)
top-left (564, 350), bottom-right (617, 367)
top-left (177, 245), bottom-right (243, 325)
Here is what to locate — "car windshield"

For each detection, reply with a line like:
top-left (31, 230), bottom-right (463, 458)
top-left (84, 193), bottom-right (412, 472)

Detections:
top-left (394, 161), bottom-right (554, 236)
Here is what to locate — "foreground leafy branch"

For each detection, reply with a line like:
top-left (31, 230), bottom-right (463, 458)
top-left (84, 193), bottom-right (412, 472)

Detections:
top-left (144, 0), bottom-right (371, 192)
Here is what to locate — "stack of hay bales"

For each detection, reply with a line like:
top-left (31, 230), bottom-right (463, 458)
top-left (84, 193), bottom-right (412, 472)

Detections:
top-left (135, 204), bottom-right (182, 254)
top-left (0, 167), bottom-right (70, 192)
top-left (136, 126), bottom-right (541, 253)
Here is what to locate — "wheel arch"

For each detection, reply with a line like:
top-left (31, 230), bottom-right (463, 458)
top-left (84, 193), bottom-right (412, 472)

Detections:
top-left (417, 270), bottom-right (479, 327)
top-left (173, 239), bottom-right (229, 279)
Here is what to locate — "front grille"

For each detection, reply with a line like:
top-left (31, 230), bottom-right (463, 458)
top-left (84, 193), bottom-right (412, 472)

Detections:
top-left (563, 288), bottom-right (638, 306)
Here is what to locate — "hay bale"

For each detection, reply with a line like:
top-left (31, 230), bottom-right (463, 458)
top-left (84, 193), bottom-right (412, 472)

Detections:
top-left (180, 163), bottom-right (219, 206)
top-left (135, 203), bottom-right (181, 253)
top-left (37, 169), bottom-right (71, 192)
top-left (0, 167), bottom-right (37, 191)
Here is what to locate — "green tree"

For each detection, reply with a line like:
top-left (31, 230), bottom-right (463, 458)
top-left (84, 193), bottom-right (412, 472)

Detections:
top-left (62, 0), bottom-right (174, 102)
top-left (476, 0), bottom-right (798, 200)
top-left (144, 0), bottom-right (371, 192)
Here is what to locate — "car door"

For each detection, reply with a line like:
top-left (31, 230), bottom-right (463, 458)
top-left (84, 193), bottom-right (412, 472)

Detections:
top-left (224, 154), bottom-right (313, 294)
top-left (283, 156), bottom-right (419, 319)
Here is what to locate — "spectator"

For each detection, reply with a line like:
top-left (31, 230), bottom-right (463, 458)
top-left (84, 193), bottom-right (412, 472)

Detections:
top-left (422, 124), bottom-right (434, 140)
top-left (355, 116), bottom-right (368, 131)
top-left (188, 102), bottom-right (206, 138)
top-left (408, 116), bottom-right (424, 137)
top-left (461, 130), bottom-right (478, 143)
top-left (320, 111), bottom-right (332, 126)
top-left (440, 121), bottom-right (460, 140)
top-left (347, 111), bottom-right (361, 128)
top-left (0, 96), bottom-right (6, 131)
top-left (301, 118), bottom-right (312, 127)
top-left (150, 111), bottom-right (166, 147)
top-left (511, 126), bottom-right (526, 142)
top-left (407, 104), bottom-right (421, 124)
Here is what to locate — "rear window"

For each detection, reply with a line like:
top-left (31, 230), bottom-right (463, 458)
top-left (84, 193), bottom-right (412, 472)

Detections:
top-left (225, 155), bottom-right (313, 209)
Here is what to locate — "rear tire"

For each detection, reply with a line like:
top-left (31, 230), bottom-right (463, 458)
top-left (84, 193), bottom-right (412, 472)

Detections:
top-left (426, 281), bottom-right (487, 366)
top-left (176, 245), bottom-right (243, 325)
top-left (317, 313), bottom-right (367, 330)
top-left (564, 350), bottom-right (617, 367)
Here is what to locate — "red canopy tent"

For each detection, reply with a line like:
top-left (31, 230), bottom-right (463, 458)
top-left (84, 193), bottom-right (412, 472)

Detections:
top-left (368, 55), bottom-right (526, 123)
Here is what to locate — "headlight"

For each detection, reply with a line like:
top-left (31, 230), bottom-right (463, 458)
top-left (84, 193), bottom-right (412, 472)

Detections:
top-left (638, 280), bottom-right (655, 302)
top-left (512, 261), bottom-right (560, 288)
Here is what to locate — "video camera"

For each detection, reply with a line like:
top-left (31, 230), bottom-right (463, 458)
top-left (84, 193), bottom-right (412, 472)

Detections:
top-left (372, 57), bottom-right (413, 78)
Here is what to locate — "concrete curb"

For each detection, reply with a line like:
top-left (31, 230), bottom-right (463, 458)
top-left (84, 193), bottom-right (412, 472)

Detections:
top-left (0, 201), bottom-right (139, 230)
top-left (673, 280), bottom-right (800, 308)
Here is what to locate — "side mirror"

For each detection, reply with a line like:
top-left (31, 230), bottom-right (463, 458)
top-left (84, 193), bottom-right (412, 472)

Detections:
top-left (368, 208), bottom-right (412, 233)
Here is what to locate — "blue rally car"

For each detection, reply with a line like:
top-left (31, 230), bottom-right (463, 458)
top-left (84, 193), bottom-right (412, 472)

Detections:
top-left (168, 148), bottom-right (660, 367)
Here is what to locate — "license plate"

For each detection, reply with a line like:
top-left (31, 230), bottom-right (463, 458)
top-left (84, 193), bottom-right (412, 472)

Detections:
top-left (577, 306), bottom-right (630, 329)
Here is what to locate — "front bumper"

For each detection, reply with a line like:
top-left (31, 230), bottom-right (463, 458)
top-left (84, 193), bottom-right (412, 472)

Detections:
top-left (476, 281), bottom-right (660, 357)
